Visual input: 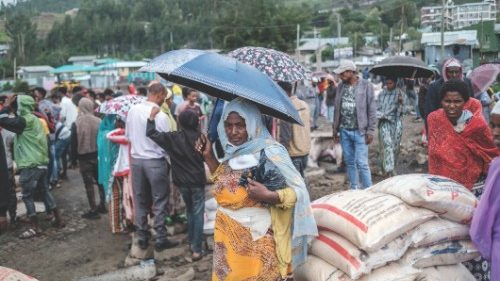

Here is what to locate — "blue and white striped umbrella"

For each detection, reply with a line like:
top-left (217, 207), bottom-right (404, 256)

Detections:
top-left (140, 49), bottom-right (303, 125)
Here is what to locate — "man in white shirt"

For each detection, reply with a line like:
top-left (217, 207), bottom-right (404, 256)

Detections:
top-left (58, 87), bottom-right (78, 176)
top-left (59, 87), bottom-right (78, 131)
top-left (126, 83), bottom-right (178, 252)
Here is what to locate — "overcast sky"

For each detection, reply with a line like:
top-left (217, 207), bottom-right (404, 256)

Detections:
top-left (1, 0), bottom-right (16, 5)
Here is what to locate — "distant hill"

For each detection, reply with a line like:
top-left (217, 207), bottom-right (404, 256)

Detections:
top-left (0, 0), bottom-right (80, 13)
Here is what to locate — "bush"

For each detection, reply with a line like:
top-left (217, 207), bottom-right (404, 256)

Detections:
top-left (13, 80), bottom-right (30, 93)
top-left (2, 82), bottom-right (12, 91)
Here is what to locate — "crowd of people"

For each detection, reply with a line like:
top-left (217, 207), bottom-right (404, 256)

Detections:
top-left (0, 56), bottom-right (499, 280)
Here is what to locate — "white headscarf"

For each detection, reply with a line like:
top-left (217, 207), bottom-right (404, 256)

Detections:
top-left (492, 101), bottom-right (500, 115)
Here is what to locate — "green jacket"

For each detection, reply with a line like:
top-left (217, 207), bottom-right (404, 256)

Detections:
top-left (14, 95), bottom-right (49, 169)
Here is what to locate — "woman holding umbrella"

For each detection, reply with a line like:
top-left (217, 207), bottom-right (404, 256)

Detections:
top-left (196, 98), bottom-right (316, 281)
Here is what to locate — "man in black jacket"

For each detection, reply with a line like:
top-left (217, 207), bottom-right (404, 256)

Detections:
top-left (423, 58), bottom-right (474, 127)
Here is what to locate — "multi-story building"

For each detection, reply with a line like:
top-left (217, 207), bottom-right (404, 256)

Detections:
top-left (421, 0), bottom-right (496, 31)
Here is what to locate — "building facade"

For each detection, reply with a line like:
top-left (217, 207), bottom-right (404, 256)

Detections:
top-left (421, 0), bottom-right (496, 31)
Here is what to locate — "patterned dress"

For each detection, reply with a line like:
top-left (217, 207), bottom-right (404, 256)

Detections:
top-left (463, 179), bottom-right (491, 281)
top-left (211, 164), bottom-right (291, 281)
top-left (377, 88), bottom-right (404, 174)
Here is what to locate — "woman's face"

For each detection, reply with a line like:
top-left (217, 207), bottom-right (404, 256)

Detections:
top-left (441, 91), bottom-right (465, 123)
top-left (224, 112), bottom-right (248, 146)
top-left (386, 80), bottom-right (396, 91)
top-left (490, 114), bottom-right (500, 148)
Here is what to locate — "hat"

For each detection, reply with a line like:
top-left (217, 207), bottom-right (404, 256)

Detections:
top-left (333, 60), bottom-right (357, 74)
top-left (165, 88), bottom-right (173, 100)
top-left (446, 59), bottom-right (462, 68)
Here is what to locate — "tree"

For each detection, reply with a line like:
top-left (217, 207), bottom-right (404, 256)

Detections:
top-left (5, 12), bottom-right (38, 64)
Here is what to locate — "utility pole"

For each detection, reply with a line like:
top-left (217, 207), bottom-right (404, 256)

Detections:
top-left (315, 27), bottom-right (321, 71)
top-left (380, 21), bottom-right (383, 51)
top-left (170, 31), bottom-right (173, 50)
top-left (389, 27), bottom-right (393, 46)
top-left (353, 33), bottom-right (357, 58)
top-left (336, 13), bottom-right (341, 39)
top-left (399, 4), bottom-right (404, 54)
top-left (13, 57), bottom-right (16, 80)
top-left (440, 0), bottom-right (445, 59)
top-left (296, 24), bottom-right (300, 60)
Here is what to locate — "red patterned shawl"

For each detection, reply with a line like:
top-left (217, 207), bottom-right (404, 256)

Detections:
top-left (428, 99), bottom-right (499, 189)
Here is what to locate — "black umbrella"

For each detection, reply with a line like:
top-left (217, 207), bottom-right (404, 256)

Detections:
top-left (370, 56), bottom-right (434, 78)
top-left (139, 49), bottom-right (303, 125)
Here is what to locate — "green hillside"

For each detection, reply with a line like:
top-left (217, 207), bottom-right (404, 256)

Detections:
top-left (0, 0), bottom-right (80, 13)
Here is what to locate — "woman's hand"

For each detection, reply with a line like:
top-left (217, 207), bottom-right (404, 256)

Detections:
top-left (246, 179), bottom-right (280, 204)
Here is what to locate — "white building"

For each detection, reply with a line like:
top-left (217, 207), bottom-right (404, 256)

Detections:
top-left (421, 0), bottom-right (496, 31)
top-left (297, 37), bottom-right (350, 67)
top-left (420, 30), bottom-right (479, 65)
top-left (17, 65), bottom-right (55, 86)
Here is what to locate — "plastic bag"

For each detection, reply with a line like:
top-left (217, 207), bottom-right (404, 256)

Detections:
top-left (239, 150), bottom-right (287, 191)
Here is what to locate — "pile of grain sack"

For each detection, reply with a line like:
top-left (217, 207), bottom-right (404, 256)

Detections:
top-left (295, 174), bottom-right (479, 281)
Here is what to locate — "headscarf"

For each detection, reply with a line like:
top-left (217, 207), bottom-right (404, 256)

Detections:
top-left (217, 98), bottom-right (318, 267)
top-left (75, 98), bottom-right (101, 155)
top-left (161, 88), bottom-right (177, 131)
top-left (442, 58), bottom-right (462, 82)
top-left (428, 99), bottom-right (498, 189)
top-left (492, 100), bottom-right (500, 115)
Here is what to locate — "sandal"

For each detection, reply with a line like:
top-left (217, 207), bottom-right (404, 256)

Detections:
top-left (19, 228), bottom-right (40, 239)
top-left (191, 252), bottom-right (203, 262)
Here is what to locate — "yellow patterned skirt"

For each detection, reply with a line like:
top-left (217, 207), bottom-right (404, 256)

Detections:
top-left (211, 164), bottom-right (289, 281)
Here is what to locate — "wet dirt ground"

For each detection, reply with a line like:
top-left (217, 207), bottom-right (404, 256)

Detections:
top-left (0, 115), bottom-right (427, 281)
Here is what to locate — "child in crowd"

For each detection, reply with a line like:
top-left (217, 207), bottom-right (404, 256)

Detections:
top-left (147, 108), bottom-right (206, 261)
top-left (175, 87), bottom-right (203, 119)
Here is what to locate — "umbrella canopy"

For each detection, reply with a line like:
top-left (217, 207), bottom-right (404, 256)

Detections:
top-left (227, 46), bottom-right (307, 83)
top-left (98, 94), bottom-right (146, 119)
top-left (370, 56), bottom-right (434, 78)
top-left (468, 64), bottom-right (500, 97)
top-left (311, 71), bottom-right (329, 79)
top-left (140, 49), bottom-right (302, 125)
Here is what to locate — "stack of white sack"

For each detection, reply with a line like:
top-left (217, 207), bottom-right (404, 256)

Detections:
top-left (203, 197), bottom-right (218, 235)
top-left (0, 266), bottom-right (39, 281)
top-left (296, 174), bottom-right (480, 281)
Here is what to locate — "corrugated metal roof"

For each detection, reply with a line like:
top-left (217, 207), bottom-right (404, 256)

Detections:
top-left (298, 37), bottom-right (350, 51)
top-left (101, 61), bottom-right (147, 69)
top-left (421, 30), bottom-right (478, 46)
top-left (17, 66), bottom-right (54, 73)
top-left (68, 55), bottom-right (97, 62)
top-left (51, 64), bottom-right (102, 74)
